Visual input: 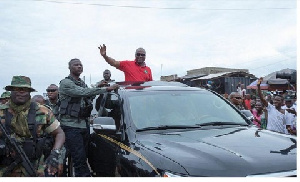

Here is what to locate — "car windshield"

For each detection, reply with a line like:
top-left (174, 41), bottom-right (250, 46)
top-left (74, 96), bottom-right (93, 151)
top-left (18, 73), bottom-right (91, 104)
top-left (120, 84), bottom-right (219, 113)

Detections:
top-left (127, 90), bottom-right (248, 130)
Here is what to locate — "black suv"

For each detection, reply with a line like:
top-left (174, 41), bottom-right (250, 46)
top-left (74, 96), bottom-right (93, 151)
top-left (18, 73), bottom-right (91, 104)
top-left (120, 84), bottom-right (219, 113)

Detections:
top-left (88, 81), bottom-right (297, 177)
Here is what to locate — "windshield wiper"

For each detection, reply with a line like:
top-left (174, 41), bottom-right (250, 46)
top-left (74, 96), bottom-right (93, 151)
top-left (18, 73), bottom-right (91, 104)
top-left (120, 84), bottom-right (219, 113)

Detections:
top-left (197, 121), bottom-right (248, 127)
top-left (136, 125), bottom-right (202, 132)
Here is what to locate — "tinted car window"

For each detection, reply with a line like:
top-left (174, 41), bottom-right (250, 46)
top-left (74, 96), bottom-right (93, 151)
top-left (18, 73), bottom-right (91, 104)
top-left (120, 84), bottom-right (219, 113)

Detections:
top-left (127, 91), bottom-right (247, 129)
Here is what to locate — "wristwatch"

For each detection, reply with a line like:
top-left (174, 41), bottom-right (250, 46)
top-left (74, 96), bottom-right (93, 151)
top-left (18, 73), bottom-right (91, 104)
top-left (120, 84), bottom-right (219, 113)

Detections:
top-left (52, 148), bottom-right (61, 155)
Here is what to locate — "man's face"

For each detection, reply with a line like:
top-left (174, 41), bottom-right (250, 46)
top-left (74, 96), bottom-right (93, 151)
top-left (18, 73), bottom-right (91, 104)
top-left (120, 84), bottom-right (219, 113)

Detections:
top-left (285, 100), bottom-right (293, 108)
top-left (47, 86), bottom-right (58, 100)
top-left (231, 94), bottom-right (242, 106)
top-left (69, 60), bottom-right (83, 76)
top-left (103, 71), bottom-right (111, 81)
top-left (273, 96), bottom-right (283, 108)
top-left (10, 87), bottom-right (31, 105)
top-left (135, 49), bottom-right (146, 65)
top-left (33, 97), bottom-right (45, 105)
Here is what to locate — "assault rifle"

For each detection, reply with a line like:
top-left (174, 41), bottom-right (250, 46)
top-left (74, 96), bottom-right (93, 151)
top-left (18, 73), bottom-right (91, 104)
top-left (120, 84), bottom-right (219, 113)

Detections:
top-left (0, 122), bottom-right (37, 177)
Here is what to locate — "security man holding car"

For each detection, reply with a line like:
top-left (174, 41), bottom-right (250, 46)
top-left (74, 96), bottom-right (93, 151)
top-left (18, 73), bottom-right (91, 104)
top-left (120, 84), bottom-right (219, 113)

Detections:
top-left (58, 58), bottom-right (119, 177)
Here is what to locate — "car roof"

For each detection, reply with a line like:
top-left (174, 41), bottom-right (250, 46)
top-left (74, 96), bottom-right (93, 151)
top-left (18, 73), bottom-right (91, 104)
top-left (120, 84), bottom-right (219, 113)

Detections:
top-left (115, 81), bottom-right (206, 92)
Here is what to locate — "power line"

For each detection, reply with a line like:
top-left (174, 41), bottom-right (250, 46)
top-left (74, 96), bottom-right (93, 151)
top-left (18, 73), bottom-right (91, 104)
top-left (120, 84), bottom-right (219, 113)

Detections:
top-left (30, 0), bottom-right (295, 10)
top-left (225, 57), bottom-right (296, 76)
top-left (230, 55), bottom-right (296, 68)
top-left (250, 58), bottom-right (295, 70)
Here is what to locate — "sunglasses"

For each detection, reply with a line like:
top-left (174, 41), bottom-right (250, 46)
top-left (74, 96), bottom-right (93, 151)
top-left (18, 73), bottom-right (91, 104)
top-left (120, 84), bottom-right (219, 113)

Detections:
top-left (234, 97), bottom-right (242, 99)
top-left (11, 87), bottom-right (31, 92)
top-left (46, 89), bottom-right (57, 93)
top-left (136, 53), bottom-right (146, 57)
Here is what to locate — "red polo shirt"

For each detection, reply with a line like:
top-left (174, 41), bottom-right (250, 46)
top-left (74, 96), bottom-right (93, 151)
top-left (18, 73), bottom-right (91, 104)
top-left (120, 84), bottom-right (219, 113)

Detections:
top-left (119, 60), bottom-right (153, 81)
top-left (244, 99), bottom-right (251, 110)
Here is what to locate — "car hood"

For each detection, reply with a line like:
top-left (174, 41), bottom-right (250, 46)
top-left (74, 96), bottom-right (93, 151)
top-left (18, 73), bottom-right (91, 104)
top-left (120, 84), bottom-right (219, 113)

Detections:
top-left (136, 126), bottom-right (297, 177)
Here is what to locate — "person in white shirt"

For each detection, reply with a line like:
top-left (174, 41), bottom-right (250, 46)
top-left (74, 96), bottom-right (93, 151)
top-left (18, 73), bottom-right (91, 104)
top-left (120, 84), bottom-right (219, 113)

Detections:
top-left (257, 78), bottom-right (295, 135)
top-left (282, 95), bottom-right (297, 135)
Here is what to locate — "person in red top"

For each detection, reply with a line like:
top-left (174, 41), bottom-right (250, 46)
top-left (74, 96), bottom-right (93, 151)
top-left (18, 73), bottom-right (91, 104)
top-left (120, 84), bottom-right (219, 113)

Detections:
top-left (98, 44), bottom-right (153, 81)
top-left (244, 94), bottom-right (252, 110)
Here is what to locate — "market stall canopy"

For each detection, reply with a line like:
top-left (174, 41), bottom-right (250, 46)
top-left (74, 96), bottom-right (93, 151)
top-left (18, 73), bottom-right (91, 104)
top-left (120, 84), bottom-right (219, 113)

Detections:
top-left (247, 80), bottom-right (269, 90)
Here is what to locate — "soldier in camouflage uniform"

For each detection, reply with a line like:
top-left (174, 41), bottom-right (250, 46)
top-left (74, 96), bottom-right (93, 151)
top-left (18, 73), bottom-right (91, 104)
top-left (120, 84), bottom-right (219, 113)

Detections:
top-left (0, 91), bottom-right (11, 106)
top-left (0, 76), bottom-right (65, 177)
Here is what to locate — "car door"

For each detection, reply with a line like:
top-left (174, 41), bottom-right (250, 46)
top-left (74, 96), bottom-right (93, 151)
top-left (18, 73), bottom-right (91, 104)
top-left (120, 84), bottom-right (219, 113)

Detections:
top-left (89, 92), bottom-right (121, 177)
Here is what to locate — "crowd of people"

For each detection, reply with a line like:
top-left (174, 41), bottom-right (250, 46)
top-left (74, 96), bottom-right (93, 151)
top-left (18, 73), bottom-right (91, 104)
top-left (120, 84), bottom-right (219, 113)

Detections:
top-left (0, 45), bottom-right (151, 177)
top-left (227, 79), bottom-right (297, 136)
top-left (0, 43), bottom-right (297, 177)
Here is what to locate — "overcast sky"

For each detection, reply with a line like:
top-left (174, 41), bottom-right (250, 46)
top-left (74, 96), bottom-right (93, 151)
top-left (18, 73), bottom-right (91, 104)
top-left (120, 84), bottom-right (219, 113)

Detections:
top-left (0, 0), bottom-right (297, 96)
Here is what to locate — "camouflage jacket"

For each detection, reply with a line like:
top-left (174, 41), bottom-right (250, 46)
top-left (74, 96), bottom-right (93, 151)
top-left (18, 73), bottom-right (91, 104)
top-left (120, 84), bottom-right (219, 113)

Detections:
top-left (0, 102), bottom-right (60, 177)
top-left (0, 102), bottom-right (60, 138)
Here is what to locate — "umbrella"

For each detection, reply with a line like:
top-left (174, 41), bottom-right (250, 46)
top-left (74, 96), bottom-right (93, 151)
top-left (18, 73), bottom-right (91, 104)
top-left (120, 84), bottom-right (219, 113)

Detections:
top-left (246, 79), bottom-right (269, 90)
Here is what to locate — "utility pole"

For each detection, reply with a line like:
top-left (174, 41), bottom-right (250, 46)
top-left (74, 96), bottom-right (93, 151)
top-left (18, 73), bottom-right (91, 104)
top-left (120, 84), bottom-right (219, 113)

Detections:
top-left (161, 64), bottom-right (163, 80)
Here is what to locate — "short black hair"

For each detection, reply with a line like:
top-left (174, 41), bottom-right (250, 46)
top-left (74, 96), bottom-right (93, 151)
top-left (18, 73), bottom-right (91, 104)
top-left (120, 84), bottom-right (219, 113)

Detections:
top-left (32, 95), bottom-right (45, 102)
top-left (135, 47), bottom-right (146, 54)
top-left (103, 69), bottom-right (111, 73)
top-left (47, 84), bottom-right (58, 89)
top-left (274, 94), bottom-right (283, 101)
top-left (68, 58), bottom-right (80, 67)
top-left (229, 92), bottom-right (239, 99)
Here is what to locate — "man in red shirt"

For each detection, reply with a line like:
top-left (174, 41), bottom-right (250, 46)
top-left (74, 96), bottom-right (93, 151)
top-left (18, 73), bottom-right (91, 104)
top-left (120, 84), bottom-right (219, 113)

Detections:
top-left (98, 44), bottom-right (153, 82)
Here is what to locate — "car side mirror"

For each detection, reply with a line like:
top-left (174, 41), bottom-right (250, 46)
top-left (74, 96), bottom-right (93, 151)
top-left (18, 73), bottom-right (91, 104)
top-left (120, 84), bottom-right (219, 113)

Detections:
top-left (240, 110), bottom-right (254, 123)
top-left (92, 117), bottom-right (117, 135)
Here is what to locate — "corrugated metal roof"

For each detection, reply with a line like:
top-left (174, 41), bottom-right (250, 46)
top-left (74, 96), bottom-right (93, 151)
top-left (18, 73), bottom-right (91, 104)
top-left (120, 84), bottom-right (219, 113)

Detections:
top-left (181, 74), bottom-right (207, 79)
top-left (191, 72), bottom-right (232, 81)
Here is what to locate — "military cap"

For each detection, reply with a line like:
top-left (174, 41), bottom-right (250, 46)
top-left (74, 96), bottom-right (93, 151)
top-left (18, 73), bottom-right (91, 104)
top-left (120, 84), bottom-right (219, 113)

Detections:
top-left (5, 76), bottom-right (37, 92)
top-left (0, 91), bottom-right (11, 99)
